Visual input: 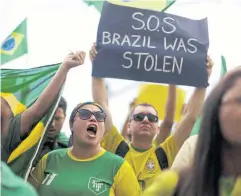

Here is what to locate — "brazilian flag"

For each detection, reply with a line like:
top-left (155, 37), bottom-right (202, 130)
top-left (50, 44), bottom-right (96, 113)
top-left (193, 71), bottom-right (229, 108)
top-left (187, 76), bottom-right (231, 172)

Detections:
top-left (190, 56), bottom-right (228, 135)
top-left (84, 0), bottom-right (175, 13)
top-left (1, 63), bottom-right (64, 179)
top-left (0, 18), bottom-right (28, 65)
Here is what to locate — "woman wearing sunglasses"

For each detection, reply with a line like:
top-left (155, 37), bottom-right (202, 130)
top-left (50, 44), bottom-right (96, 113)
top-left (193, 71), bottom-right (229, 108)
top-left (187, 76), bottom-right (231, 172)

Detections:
top-left (143, 67), bottom-right (241, 196)
top-left (28, 102), bottom-right (140, 196)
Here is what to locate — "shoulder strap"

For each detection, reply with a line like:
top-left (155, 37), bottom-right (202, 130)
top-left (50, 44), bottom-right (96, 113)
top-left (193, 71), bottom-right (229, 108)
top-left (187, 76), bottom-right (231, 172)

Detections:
top-left (115, 141), bottom-right (129, 158)
top-left (155, 147), bottom-right (169, 169)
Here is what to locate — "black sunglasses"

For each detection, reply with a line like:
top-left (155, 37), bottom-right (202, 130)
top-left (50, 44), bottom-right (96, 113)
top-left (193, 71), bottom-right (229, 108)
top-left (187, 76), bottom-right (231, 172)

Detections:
top-left (77, 109), bottom-right (106, 122)
top-left (132, 113), bottom-right (158, 123)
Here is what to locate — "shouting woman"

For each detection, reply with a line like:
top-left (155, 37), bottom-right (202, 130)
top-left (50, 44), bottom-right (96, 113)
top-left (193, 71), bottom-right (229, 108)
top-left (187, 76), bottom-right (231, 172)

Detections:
top-left (29, 101), bottom-right (140, 196)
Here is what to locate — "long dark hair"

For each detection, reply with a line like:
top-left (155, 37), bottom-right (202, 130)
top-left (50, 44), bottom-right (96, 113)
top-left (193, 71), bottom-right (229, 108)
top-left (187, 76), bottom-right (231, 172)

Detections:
top-left (177, 67), bottom-right (241, 196)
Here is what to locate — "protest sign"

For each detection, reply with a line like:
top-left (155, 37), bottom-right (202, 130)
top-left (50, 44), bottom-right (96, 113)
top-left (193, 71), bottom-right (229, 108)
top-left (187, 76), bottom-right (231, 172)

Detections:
top-left (92, 1), bottom-right (209, 87)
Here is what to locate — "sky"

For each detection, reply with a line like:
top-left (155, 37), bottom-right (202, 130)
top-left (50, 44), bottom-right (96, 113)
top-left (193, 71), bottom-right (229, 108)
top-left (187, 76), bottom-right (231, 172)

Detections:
top-left (1, 0), bottom-right (241, 136)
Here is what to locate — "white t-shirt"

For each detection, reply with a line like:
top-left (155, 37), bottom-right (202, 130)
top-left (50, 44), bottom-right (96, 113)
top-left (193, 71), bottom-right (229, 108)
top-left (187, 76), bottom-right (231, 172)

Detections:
top-left (171, 135), bottom-right (198, 171)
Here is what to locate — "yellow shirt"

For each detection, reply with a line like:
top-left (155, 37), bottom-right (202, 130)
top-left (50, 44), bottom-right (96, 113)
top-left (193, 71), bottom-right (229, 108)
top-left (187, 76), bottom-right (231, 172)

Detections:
top-left (143, 170), bottom-right (241, 196)
top-left (101, 126), bottom-right (179, 190)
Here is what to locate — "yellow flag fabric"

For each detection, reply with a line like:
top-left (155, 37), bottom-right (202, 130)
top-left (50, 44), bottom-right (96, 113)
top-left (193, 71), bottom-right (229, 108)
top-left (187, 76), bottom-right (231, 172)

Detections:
top-left (0, 93), bottom-right (44, 163)
top-left (136, 84), bottom-right (186, 122)
top-left (107, 0), bottom-right (175, 12)
top-left (1, 64), bottom-right (63, 179)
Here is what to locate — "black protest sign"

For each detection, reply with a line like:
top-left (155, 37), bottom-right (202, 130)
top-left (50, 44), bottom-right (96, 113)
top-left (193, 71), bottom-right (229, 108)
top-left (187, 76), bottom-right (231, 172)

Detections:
top-left (92, 1), bottom-right (209, 87)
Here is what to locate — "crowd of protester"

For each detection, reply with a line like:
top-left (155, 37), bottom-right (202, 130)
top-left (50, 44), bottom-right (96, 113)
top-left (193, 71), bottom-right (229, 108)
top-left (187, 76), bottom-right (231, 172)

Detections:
top-left (1, 43), bottom-right (241, 196)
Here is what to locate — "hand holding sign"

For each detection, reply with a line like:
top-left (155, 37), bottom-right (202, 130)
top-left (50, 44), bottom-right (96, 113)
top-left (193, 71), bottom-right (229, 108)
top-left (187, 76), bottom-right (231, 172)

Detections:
top-left (92, 2), bottom-right (210, 87)
top-left (206, 55), bottom-right (214, 78)
top-left (89, 43), bottom-right (98, 63)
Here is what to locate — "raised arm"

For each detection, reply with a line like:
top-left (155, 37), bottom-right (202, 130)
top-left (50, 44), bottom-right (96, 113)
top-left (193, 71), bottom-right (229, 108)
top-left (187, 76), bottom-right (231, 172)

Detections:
top-left (90, 43), bottom-right (113, 133)
top-left (120, 99), bottom-right (136, 142)
top-left (121, 115), bottom-right (130, 142)
top-left (173, 56), bottom-right (213, 148)
top-left (21, 51), bottom-right (86, 137)
top-left (155, 85), bottom-right (176, 145)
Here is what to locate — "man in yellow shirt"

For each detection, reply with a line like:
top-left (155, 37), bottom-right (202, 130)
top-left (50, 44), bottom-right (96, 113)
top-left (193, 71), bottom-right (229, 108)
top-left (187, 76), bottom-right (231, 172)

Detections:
top-left (90, 43), bottom-right (213, 191)
top-left (120, 84), bottom-right (176, 145)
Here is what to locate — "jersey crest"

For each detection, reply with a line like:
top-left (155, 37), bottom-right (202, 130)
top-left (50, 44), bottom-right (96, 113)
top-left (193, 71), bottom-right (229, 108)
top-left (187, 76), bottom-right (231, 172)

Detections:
top-left (88, 177), bottom-right (107, 195)
top-left (146, 159), bottom-right (155, 172)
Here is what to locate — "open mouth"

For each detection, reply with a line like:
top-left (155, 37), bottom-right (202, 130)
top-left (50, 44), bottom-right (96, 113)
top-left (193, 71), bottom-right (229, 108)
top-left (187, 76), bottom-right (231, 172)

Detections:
top-left (87, 124), bottom-right (97, 137)
top-left (48, 129), bottom-right (55, 133)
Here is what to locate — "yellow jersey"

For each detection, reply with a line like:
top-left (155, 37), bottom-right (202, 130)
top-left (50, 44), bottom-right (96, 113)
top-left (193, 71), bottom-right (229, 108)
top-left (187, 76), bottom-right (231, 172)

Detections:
top-left (101, 126), bottom-right (179, 190)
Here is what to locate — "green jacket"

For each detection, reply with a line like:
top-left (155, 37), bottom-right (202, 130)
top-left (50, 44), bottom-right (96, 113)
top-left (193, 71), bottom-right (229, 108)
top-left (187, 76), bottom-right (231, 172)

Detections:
top-left (1, 161), bottom-right (38, 196)
top-left (56, 132), bottom-right (69, 147)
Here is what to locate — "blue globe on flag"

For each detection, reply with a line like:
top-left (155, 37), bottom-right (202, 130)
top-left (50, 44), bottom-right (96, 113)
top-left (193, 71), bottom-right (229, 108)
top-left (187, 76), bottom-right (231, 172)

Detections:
top-left (2, 36), bottom-right (15, 51)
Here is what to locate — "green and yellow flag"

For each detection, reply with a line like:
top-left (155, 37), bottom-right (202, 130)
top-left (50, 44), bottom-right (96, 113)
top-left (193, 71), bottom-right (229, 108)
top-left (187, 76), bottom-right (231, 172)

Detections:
top-left (107, 0), bottom-right (175, 12)
top-left (0, 19), bottom-right (28, 65)
top-left (84, 0), bottom-right (104, 12)
top-left (190, 55), bottom-right (228, 135)
top-left (84, 0), bottom-right (175, 13)
top-left (1, 63), bottom-right (63, 179)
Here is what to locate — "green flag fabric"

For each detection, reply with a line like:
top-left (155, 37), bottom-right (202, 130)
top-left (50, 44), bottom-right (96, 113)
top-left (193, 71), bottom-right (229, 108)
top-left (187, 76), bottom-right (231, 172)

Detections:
top-left (83, 0), bottom-right (175, 13)
top-left (220, 55), bottom-right (228, 78)
top-left (56, 132), bottom-right (69, 147)
top-left (1, 63), bottom-right (64, 179)
top-left (0, 19), bottom-right (28, 65)
top-left (84, 0), bottom-right (104, 12)
top-left (190, 55), bottom-right (228, 135)
top-left (190, 114), bottom-right (202, 136)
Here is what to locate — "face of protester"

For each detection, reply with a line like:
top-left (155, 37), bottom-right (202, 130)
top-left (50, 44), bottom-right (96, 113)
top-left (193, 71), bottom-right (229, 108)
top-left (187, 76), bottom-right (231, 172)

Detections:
top-left (72, 104), bottom-right (106, 147)
top-left (219, 77), bottom-right (241, 145)
top-left (128, 105), bottom-right (159, 142)
top-left (47, 107), bottom-right (66, 139)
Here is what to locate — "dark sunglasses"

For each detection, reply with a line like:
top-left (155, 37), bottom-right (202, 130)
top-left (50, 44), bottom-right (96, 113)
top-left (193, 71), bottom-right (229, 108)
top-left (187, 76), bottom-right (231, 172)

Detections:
top-left (132, 113), bottom-right (158, 123)
top-left (77, 109), bottom-right (106, 122)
